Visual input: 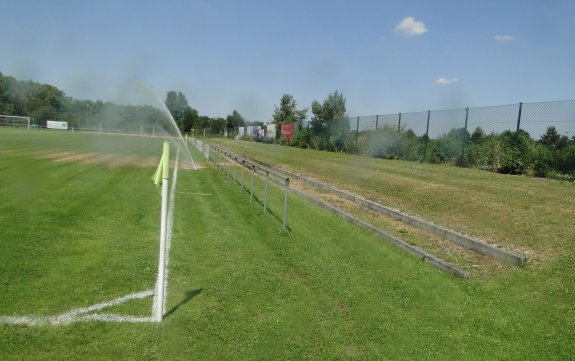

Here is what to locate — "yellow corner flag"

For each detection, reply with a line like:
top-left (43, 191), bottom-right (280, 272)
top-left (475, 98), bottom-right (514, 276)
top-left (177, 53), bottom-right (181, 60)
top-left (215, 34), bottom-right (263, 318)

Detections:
top-left (152, 141), bottom-right (170, 186)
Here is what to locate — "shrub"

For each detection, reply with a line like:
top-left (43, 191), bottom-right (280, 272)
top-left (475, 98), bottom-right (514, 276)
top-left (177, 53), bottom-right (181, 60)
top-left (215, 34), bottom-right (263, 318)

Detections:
top-left (466, 132), bottom-right (502, 172)
top-left (424, 128), bottom-right (469, 165)
top-left (278, 136), bottom-right (290, 146)
top-left (556, 143), bottom-right (575, 175)
top-left (292, 128), bottom-right (310, 149)
top-left (496, 130), bottom-right (534, 174)
top-left (364, 125), bottom-right (420, 160)
top-left (310, 136), bottom-right (325, 150)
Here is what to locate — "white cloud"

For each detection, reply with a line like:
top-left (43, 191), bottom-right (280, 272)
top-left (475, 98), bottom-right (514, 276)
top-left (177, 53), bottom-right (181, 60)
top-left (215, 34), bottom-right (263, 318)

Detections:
top-left (495, 34), bottom-right (515, 41)
top-left (436, 77), bottom-right (459, 85)
top-left (394, 16), bottom-right (428, 36)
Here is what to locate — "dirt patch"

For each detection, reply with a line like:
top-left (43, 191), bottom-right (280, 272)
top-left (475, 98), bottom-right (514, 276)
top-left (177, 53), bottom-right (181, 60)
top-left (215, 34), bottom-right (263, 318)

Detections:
top-left (40, 150), bottom-right (209, 171)
top-left (180, 160), bottom-right (207, 170)
top-left (41, 151), bottom-right (159, 168)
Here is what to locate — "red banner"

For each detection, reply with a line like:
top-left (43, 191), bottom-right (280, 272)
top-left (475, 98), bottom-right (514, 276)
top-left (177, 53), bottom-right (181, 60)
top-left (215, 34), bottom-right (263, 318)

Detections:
top-left (280, 122), bottom-right (294, 141)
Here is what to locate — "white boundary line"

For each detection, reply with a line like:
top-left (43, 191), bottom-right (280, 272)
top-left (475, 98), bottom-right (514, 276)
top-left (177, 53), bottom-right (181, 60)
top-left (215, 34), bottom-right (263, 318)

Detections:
top-left (1, 145), bottom-right (184, 326)
top-left (0, 290), bottom-right (155, 326)
top-left (176, 191), bottom-right (211, 196)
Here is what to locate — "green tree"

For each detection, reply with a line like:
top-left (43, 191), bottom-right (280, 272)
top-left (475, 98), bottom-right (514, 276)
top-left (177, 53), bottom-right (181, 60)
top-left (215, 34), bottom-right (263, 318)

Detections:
top-left (181, 107), bottom-right (199, 133)
top-left (539, 126), bottom-right (569, 150)
top-left (165, 91), bottom-right (190, 130)
top-left (25, 84), bottom-right (68, 125)
top-left (272, 94), bottom-right (308, 139)
top-left (226, 110), bottom-right (246, 133)
top-left (195, 115), bottom-right (211, 132)
top-left (310, 91), bottom-right (350, 151)
top-left (208, 117), bottom-right (226, 135)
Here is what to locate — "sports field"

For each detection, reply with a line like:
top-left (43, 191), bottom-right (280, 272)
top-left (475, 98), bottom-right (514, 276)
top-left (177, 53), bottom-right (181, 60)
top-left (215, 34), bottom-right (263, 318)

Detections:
top-left (1, 128), bottom-right (573, 360)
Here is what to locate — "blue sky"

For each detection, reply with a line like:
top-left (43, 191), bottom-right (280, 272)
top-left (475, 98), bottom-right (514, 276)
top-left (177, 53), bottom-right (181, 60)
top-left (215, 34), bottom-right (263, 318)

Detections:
top-left (1, 0), bottom-right (574, 121)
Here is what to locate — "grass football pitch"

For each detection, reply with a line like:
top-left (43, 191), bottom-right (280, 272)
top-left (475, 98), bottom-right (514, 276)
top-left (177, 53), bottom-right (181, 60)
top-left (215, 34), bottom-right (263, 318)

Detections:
top-left (0, 128), bottom-right (573, 360)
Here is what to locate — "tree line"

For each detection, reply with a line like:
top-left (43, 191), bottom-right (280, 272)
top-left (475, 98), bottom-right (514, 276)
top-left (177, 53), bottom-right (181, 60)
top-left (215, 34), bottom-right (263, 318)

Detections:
top-left (163, 90), bottom-right (264, 136)
top-left (270, 91), bottom-right (353, 152)
top-left (0, 72), bottom-right (250, 135)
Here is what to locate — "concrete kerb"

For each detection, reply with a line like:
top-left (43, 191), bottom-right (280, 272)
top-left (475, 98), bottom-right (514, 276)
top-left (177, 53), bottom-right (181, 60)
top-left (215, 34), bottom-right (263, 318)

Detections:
top-left (277, 170), bottom-right (525, 266)
top-left (289, 187), bottom-right (470, 278)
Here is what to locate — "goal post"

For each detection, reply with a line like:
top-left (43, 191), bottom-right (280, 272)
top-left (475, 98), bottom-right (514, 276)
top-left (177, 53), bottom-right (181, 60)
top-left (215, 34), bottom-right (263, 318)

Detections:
top-left (0, 115), bottom-right (31, 129)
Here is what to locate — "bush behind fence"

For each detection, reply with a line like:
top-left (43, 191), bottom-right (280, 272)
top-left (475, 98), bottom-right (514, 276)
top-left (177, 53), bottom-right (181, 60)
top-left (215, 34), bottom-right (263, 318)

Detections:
top-left (298, 100), bottom-right (575, 179)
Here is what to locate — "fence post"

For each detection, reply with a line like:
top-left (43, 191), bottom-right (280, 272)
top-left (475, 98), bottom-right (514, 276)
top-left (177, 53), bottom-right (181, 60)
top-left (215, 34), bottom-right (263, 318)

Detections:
top-left (375, 114), bottom-right (379, 130)
top-left (516, 102), bottom-right (523, 132)
top-left (283, 178), bottom-right (290, 231)
top-left (424, 110), bottom-right (431, 161)
top-left (426, 110), bottom-right (431, 136)
top-left (461, 107), bottom-right (470, 160)
top-left (398, 112), bottom-right (402, 132)
top-left (355, 116), bottom-right (360, 148)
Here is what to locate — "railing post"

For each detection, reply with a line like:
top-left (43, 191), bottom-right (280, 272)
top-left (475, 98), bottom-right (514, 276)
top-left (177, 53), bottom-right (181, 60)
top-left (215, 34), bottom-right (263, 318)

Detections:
top-left (241, 160), bottom-right (245, 194)
top-left (283, 178), bottom-right (290, 231)
top-left (234, 157), bottom-right (237, 183)
top-left (227, 152), bottom-right (231, 178)
top-left (264, 171), bottom-right (269, 215)
top-left (250, 164), bottom-right (255, 202)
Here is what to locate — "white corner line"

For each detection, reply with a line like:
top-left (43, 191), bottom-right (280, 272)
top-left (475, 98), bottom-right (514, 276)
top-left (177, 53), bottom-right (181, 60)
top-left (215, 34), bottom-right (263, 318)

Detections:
top-left (0, 289), bottom-right (155, 326)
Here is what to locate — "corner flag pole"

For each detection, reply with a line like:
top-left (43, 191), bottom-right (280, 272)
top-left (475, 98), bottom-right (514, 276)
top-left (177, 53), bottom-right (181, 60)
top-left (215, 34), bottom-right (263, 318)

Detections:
top-left (153, 141), bottom-right (170, 322)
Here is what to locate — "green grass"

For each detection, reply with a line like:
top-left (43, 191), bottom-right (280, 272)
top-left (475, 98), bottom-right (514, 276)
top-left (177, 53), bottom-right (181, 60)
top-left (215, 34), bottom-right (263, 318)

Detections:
top-left (1, 129), bottom-right (574, 360)
top-left (209, 139), bottom-right (575, 259)
top-left (0, 130), bottom-right (161, 317)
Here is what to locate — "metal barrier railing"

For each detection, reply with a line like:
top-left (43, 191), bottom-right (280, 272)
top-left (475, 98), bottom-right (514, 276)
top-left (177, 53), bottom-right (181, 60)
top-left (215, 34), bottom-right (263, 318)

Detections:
top-left (197, 140), bottom-right (290, 231)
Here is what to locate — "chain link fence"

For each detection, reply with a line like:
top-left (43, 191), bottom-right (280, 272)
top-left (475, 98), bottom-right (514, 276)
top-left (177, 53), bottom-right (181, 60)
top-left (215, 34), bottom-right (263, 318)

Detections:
top-left (347, 100), bottom-right (575, 140)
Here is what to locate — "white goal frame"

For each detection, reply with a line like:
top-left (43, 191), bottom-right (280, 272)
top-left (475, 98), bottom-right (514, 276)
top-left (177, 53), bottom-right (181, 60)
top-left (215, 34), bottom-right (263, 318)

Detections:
top-left (0, 115), bottom-right (31, 129)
